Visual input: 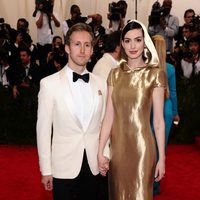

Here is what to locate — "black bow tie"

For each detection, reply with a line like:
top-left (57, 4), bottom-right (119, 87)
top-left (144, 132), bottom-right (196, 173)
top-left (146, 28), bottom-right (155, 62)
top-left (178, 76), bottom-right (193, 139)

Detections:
top-left (73, 72), bottom-right (89, 83)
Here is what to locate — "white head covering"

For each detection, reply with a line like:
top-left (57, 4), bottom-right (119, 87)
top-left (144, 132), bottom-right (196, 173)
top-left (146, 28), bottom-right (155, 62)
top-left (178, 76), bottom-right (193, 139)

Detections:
top-left (123, 19), bottom-right (159, 67)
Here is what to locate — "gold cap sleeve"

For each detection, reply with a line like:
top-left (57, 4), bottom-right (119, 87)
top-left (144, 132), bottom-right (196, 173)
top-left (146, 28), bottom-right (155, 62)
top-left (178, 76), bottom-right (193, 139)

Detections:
top-left (154, 69), bottom-right (167, 88)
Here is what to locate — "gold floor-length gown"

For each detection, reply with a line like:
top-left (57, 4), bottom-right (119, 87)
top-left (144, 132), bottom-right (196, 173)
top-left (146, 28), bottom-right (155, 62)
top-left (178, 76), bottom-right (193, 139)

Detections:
top-left (107, 63), bottom-right (166, 200)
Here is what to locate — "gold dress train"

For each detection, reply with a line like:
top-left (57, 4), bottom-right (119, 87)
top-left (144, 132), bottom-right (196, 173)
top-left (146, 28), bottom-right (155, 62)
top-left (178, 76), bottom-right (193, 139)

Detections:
top-left (107, 63), bottom-right (166, 200)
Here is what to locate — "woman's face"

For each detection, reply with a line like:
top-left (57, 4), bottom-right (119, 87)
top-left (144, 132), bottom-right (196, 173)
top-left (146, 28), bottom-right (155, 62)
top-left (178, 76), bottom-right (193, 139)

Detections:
top-left (122, 28), bottom-right (145, 60)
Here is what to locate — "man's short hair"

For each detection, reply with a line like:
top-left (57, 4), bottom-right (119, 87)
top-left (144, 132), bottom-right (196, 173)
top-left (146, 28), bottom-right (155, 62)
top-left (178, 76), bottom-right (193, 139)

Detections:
top-left (70, 4), bottom-right (80, 15)
top-left (65, 23), bottom-right (95, 46)
top-left (19, 47), bottom-right (31, 56)
top-left (188, 35), bottom-right (200, 46)
top-left (104, 31), bottom-right (121, 53)
top-left (184, 9), bottom-right (195, 18)
top-left (17, 18), bottom-right (29, 28)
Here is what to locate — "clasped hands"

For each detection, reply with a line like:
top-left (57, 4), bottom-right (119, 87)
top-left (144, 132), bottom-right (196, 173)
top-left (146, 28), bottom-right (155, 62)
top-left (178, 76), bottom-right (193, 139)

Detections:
top-left (98, 154), bottom-right (110, 176)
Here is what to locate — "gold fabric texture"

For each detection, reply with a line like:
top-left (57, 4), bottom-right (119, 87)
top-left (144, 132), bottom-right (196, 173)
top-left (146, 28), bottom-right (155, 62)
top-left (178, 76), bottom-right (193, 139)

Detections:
top-left (107, 63), bottom-right (166, 200)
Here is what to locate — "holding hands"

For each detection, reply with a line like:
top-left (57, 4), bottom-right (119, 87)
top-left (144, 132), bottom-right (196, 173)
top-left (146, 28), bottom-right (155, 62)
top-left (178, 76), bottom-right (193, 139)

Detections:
top-left (98, 153), bottom-right (110, 176)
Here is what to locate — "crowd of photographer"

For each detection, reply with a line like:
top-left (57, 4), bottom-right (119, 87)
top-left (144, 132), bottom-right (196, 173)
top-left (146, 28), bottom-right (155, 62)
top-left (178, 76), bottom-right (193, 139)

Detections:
top-left (1, 0), bottom-right (200, 113)
top-left (0, 0), bottom-right (128, 91)
top-left (173, 9), bottom-right (200, 79)
top-left (0, 0), bottom-right (128, 140)
top-left (148, 0), bottom-right (200, 79)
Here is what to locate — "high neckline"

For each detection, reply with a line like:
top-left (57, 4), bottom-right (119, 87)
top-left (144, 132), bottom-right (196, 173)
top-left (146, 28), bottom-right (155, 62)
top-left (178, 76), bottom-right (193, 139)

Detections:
top-left (121, 62), bottom-right (147, 72)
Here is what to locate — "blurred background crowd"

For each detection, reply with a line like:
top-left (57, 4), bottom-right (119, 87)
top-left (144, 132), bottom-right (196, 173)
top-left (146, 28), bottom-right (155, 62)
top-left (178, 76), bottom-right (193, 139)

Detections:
top-left (0, 0), bottom-right (200, 144)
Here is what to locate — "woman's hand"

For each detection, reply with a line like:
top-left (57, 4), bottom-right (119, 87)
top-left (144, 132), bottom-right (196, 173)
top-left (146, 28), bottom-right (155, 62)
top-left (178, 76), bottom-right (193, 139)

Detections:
top-left (173, 115), bottom-right (180, 126)
top-left (98, 153), bottom-right (109, 176)
top-left (154, 158), bottom-right (165, 182)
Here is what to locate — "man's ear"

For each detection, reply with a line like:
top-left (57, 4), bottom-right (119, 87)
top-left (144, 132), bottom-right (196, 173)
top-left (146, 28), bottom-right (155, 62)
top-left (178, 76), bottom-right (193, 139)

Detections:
top-left (115, 45), bottom-right (121, 53)
top-left (65, 45), bottom-right (70, 54)
top-left (91, 47), bottom-right (94, 56)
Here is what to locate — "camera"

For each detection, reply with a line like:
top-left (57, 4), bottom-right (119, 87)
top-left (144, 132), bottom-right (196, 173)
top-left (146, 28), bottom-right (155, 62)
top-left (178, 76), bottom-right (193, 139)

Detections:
top-left (52, 44), bottom-right (65, 57)
top-left (0, 18), bottom-right (11, 40)
top-left (0, 18), bottom-right (11, 59)
top-left (108, 2), bottom-right (123, 14)
top-left (191, 15), bottom-right (200, 33)
top-left (148, 1), bottom-right (164, 26)
top-left (183, 50), bottom-right (193, 60)
top-left (108, 2), bottom-right (124, 21)
top-left (52, 44), bottom-right (67, 67)
top-left (33, 0), bottom-right (53, 17)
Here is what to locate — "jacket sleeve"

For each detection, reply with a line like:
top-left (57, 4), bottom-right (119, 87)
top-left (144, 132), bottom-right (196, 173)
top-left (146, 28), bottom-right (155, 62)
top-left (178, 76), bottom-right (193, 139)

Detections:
top-left (36, 78), bottom-right (54, 175)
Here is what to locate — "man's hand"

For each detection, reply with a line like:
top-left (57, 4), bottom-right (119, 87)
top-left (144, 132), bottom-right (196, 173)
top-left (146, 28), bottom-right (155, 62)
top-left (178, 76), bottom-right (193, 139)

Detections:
top-left (12, 85), bottom-right (19, 99)
top-left (41, 175), bottom-right (53, 191)
top-left (98, 153), bottom-right (110, 176)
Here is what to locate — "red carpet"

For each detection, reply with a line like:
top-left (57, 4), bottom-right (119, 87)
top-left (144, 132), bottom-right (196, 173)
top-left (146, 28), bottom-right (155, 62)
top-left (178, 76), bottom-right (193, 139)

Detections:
top-left (0, 144), bottom-right (199, 200)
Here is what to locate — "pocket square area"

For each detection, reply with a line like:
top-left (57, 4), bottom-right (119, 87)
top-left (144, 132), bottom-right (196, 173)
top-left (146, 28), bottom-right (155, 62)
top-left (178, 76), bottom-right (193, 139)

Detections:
top-left (98, 90), bottom-right (102, 95)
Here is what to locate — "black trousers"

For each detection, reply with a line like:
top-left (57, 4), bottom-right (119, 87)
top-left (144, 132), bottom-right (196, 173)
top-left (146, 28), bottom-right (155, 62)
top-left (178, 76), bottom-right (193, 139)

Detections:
top-left (53, 151), bottom-right (98, 200)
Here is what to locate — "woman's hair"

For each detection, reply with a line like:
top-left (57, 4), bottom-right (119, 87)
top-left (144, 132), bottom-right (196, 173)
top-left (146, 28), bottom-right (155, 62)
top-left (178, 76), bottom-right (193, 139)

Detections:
top-left (121, 21), bottom-right (144, 40)
top-left (151, 35), bottom-right (166, 70)
top-left (120, 20), bottom-right (159, 67)
top-left (152, 35), bottom-right (169, 98)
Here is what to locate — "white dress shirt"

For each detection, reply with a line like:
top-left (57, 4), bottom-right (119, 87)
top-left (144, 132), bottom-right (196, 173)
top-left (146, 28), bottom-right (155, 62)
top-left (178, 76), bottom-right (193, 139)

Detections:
top-left (0, 65), bottom-right (10, 86)
top-left (66, 66), bottom-right (93, 131)
top-left (181, 59), bottom-right (200, 78)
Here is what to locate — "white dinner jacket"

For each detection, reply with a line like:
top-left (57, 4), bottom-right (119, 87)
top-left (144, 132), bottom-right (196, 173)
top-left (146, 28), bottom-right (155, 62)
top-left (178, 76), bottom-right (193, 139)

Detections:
top-left (37, 66), bottom-right (109, 179)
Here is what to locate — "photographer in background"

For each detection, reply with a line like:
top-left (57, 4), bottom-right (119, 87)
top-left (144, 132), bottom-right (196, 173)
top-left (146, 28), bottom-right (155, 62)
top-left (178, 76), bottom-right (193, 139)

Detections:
top-left (174, 9), bottom-right (195, 43)
top-left (88, 14), bottom-right (105, 40)
top-left (62, 4), bottom-right (98, 39)
top-left (106, 1), bottom-right (125, 34)
top-left (12, 48), bottom-right (41, 99)
top-left (170, 24), bottom-right (193, 75)
top-left (0, 51), bottom-right (14, 89)
top-left (116, 0), bottom-right (128, 27)
top-left (62, 5), bottom-right (88, 38)
top-left (17, 18), bottom-right (29, 34)
top-left (180, 35), bottom-right (200, 79)
top-left (148, 0), bottom-right (179, 55)
top-left (43, 36), bottom-right (67, 77)
top-left (86, 14), bottom-right (106, 71)
top-left (0, 18), bottom-right (13, 63)
top-left (10, 18), bottom-right (37, 67)
top-left (34, 0), bottom-right (60, 68)
top-left (93, 30), bottom-right (121, 80)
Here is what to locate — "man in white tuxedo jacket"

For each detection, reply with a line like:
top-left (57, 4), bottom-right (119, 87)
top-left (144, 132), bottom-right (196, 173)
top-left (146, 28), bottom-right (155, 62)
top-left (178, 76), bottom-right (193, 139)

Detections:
top-left (37, 23), bottom-right (109, 200)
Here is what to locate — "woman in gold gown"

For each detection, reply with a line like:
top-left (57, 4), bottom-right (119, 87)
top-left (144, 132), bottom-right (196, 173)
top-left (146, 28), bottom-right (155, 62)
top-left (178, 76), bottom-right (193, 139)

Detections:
top-left (98, 20), bottom-right (166, 200)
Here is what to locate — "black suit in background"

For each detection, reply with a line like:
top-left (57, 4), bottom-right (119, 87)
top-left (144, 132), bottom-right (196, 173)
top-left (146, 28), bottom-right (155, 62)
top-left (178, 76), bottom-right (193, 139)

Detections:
top-left (13, 62), bottom-right (42, 111)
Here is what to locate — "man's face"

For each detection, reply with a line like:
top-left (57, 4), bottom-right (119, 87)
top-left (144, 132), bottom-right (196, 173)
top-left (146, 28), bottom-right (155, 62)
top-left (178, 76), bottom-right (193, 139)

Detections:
top-left (53, 38), bottom-right (62, 48)
top-left (20, 51), bottom-right (30, 66)
top-left (189, 42), bottom-right (200, 55)
top-left (17, 21), bottom-right (26, 31)
top-left (65, 31), bottom-right (93, 68)
top-left (182, 28), bottom-right (192, 39)
top-left (72, 7), bottom-right (81, 18)
top-left (184, 12), bottom-right (195, 24)
top-left (162, 0), bottom-right (172, 15)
